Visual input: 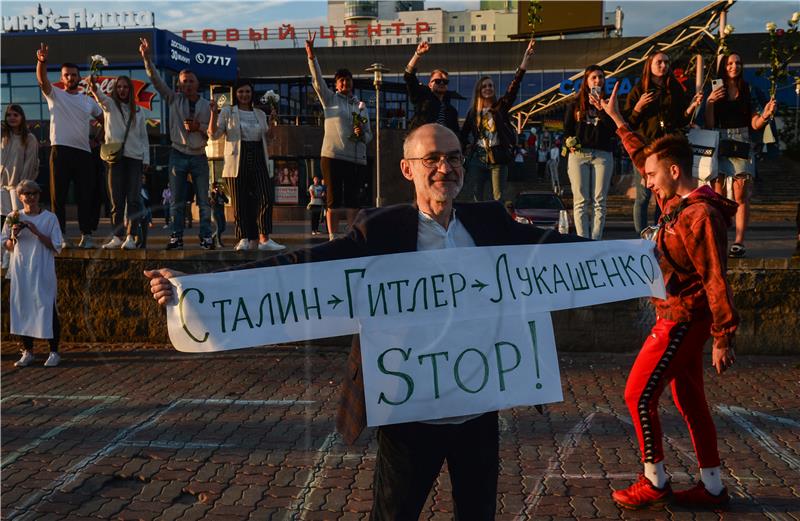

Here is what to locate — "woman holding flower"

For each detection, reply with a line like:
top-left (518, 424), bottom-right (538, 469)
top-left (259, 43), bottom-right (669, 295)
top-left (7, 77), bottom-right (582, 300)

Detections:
top-left (460, 40), bottom-right (536, 202)
top-left (705, 52), bottom-right (776, 258)
top-left (1, 104), bottom-right (39, 267)
top-left (208, 79), bottom-right (285, 252)
top-left (624, 52), bottom-right (703, 233)
top-left (305, 32), bottom-right (372, 240)
top-left (563, 66), bottom-right (616, 239)
top-left (87, 75), bottom-right (150, 250)
top-left (2, 180), bottom-right (63, 367)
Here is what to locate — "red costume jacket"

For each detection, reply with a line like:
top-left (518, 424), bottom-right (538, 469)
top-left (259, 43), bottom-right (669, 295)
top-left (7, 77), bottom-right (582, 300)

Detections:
top-left (617, 125), bottom-right (739, 341)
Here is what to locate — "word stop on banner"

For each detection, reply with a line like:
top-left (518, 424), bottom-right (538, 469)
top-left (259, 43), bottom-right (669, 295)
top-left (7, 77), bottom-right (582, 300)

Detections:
top-left (359, 312), bottom-right (562, 427)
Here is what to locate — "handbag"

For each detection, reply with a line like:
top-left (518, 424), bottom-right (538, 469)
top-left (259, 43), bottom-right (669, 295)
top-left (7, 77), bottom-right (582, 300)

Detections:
top-left (100, 106), bottom-right (134, 164)
top-left (687, 128), bottom-right (719, 183)
top-left (718, 139), bottom-right (750, 159)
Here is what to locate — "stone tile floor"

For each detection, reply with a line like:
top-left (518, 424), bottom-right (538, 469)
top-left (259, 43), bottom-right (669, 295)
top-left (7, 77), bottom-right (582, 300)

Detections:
top-left (2, 344), bottom-right (798, 520)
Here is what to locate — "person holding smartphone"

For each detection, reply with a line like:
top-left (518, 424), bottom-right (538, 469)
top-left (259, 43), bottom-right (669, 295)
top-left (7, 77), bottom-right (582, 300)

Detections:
top-left (563, 66), bottom-right (617, 239)
top-left (705, 52), bottom-right (776, 258)
top-left (624, 52), bottom-right (703, 234)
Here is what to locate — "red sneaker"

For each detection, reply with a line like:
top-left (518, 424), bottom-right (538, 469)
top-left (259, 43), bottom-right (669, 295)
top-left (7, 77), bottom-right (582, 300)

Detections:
top-left (612, 474), bottom-right (672, 510)
top-left (672, 483), bottom-right (729, 509)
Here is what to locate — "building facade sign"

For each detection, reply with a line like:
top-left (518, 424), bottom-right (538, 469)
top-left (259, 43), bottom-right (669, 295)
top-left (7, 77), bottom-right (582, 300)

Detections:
top-left (181, 22), bottom-right (432, 43)
top-left (154, 30), bottom-right (238, 82)
top-left (1, 7), bottom-right (154, 32)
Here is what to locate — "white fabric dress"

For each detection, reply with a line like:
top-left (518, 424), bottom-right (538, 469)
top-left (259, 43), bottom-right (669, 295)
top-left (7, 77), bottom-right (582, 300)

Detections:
top-left (1, 209), bottom-right (63, 338)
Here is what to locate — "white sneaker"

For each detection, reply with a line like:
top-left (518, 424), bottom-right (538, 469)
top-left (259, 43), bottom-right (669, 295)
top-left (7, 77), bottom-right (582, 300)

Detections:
top-left (44, 352), bottom-right (61, 367)
top-left (234, 239), bottom-right (251, 251)
top-left (79, 235), bottom-right (95, 249)
top-left (102, 236), bottom-right (123, 249)
top-left (121, 235), bottom-right (137, 250)
top-left (14, 350), bottom-right (34, 367)
top-left (258, 239), bottom-right (286, 251)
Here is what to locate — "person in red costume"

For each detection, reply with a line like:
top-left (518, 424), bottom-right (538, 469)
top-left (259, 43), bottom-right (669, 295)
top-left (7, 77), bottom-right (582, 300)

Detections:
top-left (599, 83), bottom-right (739, 510)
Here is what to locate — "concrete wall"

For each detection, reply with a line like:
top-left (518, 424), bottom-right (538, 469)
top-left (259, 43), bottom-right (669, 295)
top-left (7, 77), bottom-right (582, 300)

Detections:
top-left (2, 253), bottom-right (798, 354)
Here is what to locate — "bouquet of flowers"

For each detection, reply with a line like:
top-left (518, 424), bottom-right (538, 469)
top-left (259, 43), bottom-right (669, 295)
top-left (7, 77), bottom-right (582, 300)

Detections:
top-left (561, 136), bottom-right (581, 157)
top-left (350, 101), bottom-right (368, 143)
top-left (527, 1), bottom-right (543, 36)
top-left (757, 13), bottom-right (800, 98)
top-left (5, 210), bottom-right (21, 226)
top-left (89, 54), bottom-right (108, 78)
top-left (260, 90), bottom-right (279, 111)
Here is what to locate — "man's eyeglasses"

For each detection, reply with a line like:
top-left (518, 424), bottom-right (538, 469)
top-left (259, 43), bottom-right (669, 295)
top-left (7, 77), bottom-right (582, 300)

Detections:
top-left (431, 78), bottom-right (449, 86)
top-left (18, 191), bottom-right (39, 196)
top-left (406, 153), bottom-right (465, 169)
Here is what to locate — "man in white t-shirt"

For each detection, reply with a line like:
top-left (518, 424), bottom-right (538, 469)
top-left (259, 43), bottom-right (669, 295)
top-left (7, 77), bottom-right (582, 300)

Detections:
top-left (36, 43), bottom-right (103, 248)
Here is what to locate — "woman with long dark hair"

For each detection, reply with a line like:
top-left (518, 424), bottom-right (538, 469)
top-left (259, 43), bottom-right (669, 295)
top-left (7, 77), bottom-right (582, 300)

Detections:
top-left (1, 104), bottom-right (39, 268)
top-left (563, 66), bottom-right (616, 239)
top-left (705, 52), bottom-right (776, 258)
top-left (624, 52), bottom-right (702, 233)
top-left (88, 76), bottom-right (149, 249)
top-left (460, 40), bottom-right (535, 202)
top-left (209, 79), bottom-right (285, 251)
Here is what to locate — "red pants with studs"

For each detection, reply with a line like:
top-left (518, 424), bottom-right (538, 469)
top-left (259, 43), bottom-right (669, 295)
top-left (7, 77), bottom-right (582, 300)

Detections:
top-left (623, 316), bottom-right (721, 468)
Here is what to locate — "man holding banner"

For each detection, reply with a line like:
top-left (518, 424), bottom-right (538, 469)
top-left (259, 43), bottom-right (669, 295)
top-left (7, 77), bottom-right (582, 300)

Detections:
top-left (146, 123), bottom-right (667, 519)
top-left (602, 85), bottom-right (739, 509)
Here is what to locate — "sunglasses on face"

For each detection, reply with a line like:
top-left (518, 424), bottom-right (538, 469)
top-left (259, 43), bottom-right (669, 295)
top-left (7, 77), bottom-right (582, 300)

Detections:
top-left (19, 192), bottom-right (40, 196)
top-left (432, 78), bottom-right (449, 86)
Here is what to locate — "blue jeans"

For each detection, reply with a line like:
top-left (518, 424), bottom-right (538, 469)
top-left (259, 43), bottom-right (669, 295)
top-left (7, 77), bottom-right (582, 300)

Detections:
top-left (633, 173), bottom-right (661, 234)
top-left (466, 151), bottom-right (508, 202)
top-left (169, 150), bottom-right (211, 238)
top-left (567, 149), bottom-right (613, 240)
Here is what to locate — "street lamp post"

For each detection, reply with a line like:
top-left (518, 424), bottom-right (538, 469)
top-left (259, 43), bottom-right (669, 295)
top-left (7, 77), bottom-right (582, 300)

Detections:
top-left (366, 62), bottom-right (389, 208)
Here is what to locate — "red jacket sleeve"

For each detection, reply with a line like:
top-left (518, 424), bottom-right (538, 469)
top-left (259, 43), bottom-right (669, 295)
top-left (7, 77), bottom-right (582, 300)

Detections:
top-left (615, 124), bottom-right (648, 173)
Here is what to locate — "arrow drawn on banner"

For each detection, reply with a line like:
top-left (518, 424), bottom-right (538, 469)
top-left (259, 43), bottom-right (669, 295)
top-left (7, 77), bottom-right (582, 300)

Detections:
top-left (327, 295), bottom-right (343, 309)
top-left (472, 279), bottom-right (488, 291)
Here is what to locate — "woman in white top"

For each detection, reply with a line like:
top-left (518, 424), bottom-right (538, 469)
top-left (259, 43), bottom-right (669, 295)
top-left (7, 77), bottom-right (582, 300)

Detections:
top-left (1, 104), bottom-right (39, 268)
top-left (88, 76), bottom-right (150, 250)
top-left (2, 179), bottom-right (64, 367)
top-left (209, 79), bottom-right (285, 252)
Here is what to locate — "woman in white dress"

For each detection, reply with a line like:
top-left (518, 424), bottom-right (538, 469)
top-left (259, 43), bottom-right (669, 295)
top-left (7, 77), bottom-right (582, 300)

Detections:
top-left (2, 179), bottom-right (63, 367)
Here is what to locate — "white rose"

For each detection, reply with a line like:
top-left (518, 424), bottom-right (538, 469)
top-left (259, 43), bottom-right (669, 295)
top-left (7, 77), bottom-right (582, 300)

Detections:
top-left (792, 12), bottom-right (800, 24)
top-left (766, 21), bottom-right (777, 32)
top-left (723, 24), bottom-right (734, 36)
top-left (357, 101), bottom-right (366, 111)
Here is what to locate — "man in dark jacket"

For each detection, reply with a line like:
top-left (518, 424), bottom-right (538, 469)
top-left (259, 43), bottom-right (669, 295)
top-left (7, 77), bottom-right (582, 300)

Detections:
top-left (146, 124), bottom-right (576, 520)
top-left (404, 42), bottom-right (460, 135)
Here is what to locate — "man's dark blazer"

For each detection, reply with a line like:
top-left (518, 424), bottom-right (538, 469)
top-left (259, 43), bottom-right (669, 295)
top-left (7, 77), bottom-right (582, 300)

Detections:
top-left (223, 201), bottom-right (577, 444)
top-left (404, 69), bottom-right (461, 136)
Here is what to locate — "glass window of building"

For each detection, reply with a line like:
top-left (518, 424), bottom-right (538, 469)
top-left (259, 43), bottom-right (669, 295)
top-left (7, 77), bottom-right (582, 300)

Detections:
top-left (459, 25), bottom-right (465, 31)
top-left (471, 35), bottom-right (476, 42)
top-left (10, 86), bottom-right (42, 104)
top-left (449, 25), bottom-right (455, 32)
top-left (481, 35), bottom-right (487, 41)
top-left (459, 36), bottom-right (464, 42)
top-left (427, 37), bottom-right (432, 42)
top-left (449, 37), bottom-right (454, 43)
top-left (481, 24), bottom-right (487, 30)
top-left (471, 24), bottom-right (476, 30)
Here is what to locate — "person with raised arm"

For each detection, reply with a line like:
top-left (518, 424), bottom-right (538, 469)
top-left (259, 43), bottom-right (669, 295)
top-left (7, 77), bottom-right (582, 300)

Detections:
top-left (36, 43), bottom-right (103, 248)
top-left (404, 41), bottom-right (460, 135)
top-left (139, 37), bottom-right (213, 250)
top-left (305, 31), bottom-right (372, 241)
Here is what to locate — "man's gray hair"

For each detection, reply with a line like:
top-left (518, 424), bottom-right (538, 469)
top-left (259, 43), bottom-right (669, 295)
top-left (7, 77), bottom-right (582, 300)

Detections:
top-left (403, 123), bottom-right (459, 158)
top-left (16, 179), bottom-right (41, 193)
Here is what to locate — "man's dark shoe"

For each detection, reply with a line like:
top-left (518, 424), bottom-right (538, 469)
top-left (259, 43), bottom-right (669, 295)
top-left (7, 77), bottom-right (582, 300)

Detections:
top-left (200, 236), bottom-right (214, 250)
top-left (166, 234), bottom-right (183, 250)
top-left (672, 483), bottom-right (729, 509)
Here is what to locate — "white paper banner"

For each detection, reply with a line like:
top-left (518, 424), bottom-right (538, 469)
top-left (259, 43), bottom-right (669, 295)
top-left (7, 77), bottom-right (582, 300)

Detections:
top-left (359, 313), bottom-right (560, 426)
top-left (166, 240), bottom-right (664, 352)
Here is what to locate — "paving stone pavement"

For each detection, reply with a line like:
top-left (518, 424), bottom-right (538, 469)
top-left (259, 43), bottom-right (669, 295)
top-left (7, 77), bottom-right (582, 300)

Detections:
top-left (2, 343), bottom-right (799, 520)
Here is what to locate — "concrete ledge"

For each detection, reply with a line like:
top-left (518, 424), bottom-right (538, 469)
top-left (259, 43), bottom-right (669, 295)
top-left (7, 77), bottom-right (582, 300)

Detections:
top-left (2, 252), bottom-right (798, 354)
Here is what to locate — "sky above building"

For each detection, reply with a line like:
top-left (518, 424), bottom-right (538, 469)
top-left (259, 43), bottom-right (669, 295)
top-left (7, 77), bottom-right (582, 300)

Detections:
top-left (2, 0), bottom-right (798, 45)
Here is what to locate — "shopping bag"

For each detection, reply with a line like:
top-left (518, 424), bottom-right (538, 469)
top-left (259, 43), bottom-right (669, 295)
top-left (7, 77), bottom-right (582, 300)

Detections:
top-left (687, 128), bottom-right (719, 183)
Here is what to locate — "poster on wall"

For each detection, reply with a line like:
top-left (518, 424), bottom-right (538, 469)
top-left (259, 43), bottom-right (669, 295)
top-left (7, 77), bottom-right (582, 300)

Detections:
top-left (274, 160), bottom-right (299, 205)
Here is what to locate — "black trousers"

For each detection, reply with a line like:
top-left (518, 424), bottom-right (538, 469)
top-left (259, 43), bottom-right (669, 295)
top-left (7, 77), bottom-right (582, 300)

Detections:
top-left (20, 304), bottom-right (60, 353)
top-left (50, 145), bottom-right (97, 234)
top-left (227, 141), bottom-right (274, 240)
top-left (370, 412), bottom-right (499, 521)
